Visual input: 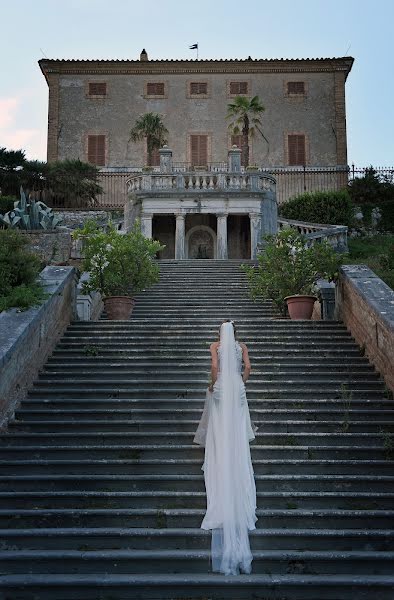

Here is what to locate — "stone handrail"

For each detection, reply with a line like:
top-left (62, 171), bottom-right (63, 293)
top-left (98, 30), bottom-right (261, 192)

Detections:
top-left (278, 217), bottom-right (348, 252)
top-left (127, 172), bottom-right (276, 194)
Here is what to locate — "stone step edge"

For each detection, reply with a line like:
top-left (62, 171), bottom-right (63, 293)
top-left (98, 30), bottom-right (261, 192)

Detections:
top-left (2, 508), bottom-right (393, 517)
top-left (0, 573), bottom-right (393, 589)
top-left (11, 419), bottom-right (393, 426)
top-left (1, 490), bottom-right (392, 498)
top-left (0, 548), bottom-right (393, 560)
top-left (2, 527), bottom-right (393, 537)
top-left (1, 474), bottom-right (393, 482)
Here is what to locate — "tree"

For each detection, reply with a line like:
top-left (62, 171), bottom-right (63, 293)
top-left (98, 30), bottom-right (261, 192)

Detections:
top-left (129, 113), bottom-right (168, 166)
top-left (226, 96), bottom-right (268, 167)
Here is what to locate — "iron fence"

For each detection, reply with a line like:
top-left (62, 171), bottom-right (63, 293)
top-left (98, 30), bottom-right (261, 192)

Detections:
top-left (25, 165), bottom-right (394, 210)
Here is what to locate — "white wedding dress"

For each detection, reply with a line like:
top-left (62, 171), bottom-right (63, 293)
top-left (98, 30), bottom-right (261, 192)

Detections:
top-left (193, 323), bottom-right (258, 575)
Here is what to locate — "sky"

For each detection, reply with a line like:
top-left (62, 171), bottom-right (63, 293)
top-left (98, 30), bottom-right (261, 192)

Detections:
top-left (0, 0), bottom-right (393, 166)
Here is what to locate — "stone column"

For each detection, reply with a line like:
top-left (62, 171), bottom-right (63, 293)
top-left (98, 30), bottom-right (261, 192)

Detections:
top-left (175, 214), bottom-right (185, 259)
top-left (217, 213), bottom-right (228, 260)
top-left (249, 212), bottom-right (262, 259)
top-left (140, 212), bottom-right (153, 238)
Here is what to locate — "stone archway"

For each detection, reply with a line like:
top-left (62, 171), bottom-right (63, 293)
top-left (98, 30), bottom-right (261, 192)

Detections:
top-left (185, 225), bottom-right (217, 259)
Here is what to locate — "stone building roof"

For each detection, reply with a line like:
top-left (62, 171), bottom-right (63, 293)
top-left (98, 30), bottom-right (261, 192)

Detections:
top-left (39, 56), bottom-right (354, 81)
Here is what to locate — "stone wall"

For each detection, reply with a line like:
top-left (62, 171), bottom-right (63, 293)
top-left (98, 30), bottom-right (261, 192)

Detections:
top-left (335, 264), bottom-right (394, 393)
top-left (19, 229), bottom-right (73, 264)
top-left (0, 266), bottom-right (78, 427)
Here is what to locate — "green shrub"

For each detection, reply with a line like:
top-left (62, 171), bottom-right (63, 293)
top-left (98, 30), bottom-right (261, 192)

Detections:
top-left (348, 167), bottom-right (394, 205)
top-left (241, 227), bottom-right (344, 314)
top-left (279, 190), bottom-right (355, 227)
top-left (0, 229), bottom-right (47, 311)
top-left (0, 196), bottom-right (18, 215)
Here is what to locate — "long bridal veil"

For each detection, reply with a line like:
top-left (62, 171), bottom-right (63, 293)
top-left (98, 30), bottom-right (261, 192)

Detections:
top-left (197, 321), bottom-right (257, 575)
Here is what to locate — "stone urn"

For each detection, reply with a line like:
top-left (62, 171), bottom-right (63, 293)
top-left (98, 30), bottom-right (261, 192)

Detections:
top-left (284, 295), bottom-right (317, 320)
top-left (104, 296), bottom-right (135, 320)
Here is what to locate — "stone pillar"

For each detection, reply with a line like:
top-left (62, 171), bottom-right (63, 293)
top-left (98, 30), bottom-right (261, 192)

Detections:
top-left (228, 146), bottom-right (242, 172)
top-left (159, 145), bottom-right (173, 173)
top-left (140, 212), bottom-right (153, 238)
top-left (217, 213), bottom-right (228, 260)
top-left (175, 214), bottom-right (185, 259)
top-left (249, 212), bottom-right (262, 259)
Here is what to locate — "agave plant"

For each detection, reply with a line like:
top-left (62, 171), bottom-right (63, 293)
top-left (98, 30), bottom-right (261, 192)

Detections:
top-left (0, 187), bottom-right (62, 230)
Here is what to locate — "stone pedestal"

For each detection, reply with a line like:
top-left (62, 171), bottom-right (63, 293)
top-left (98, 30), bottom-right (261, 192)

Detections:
top-left (159, 146), bottom-right (173, 173)
top-left (141, 213), bottom-right (153, 238)
top-left (175, 214), bottom-right (186, 259)
top-left (217, 214), bottom-right (228, 259)
top-left (250, 212), bottom-right (262, 259)
top-left (228, 146), bottom-right (242, 172)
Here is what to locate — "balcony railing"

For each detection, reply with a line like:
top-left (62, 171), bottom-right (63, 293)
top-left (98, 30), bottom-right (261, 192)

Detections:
top-left (127, 171), bottom-right (276, 194)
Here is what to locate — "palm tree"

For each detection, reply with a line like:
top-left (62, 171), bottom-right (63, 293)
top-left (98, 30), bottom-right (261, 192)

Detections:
top-left (130, 113), bottom-right (169, 166)
top-left (226, 96), bottom-right (268, 167)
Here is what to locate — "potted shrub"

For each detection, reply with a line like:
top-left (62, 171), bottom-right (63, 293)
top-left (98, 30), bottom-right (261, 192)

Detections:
top-left (72, 219), bottom-right (164, 320)
top-left (242, 227), bottom-right (344, 319)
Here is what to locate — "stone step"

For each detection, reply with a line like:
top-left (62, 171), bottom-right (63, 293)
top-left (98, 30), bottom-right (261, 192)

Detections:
top-left (27, 386), bottom-right (387, 399)
top-left (70, 319), bottom-right (346, 328)
top-left (1, 459), bottom-right (393, 476)
top-left (1, 430), bottom-right (389, 448)
top-left (41, 365), bottom-right (377, 376)
top-left (13, 408), bottom-right (394, 425)
top-left (22, 398), bottom-right (393, 411)
top-left (1, 527), bottom-right (393, 552)
top-left (0, 489), bottom-right (392, 510)
top-left (9, 419), bottom-right (394, 434)
top-left (0, 573), bottom-right (393, 600)
top-left (0, 474), bottom-right (392, 493)
top-left (0, 443), bottom-right (390, 462)
top-left (1, 508), bottom-right (393, 531)
top-left (33, 375), bottom-right (384, 387)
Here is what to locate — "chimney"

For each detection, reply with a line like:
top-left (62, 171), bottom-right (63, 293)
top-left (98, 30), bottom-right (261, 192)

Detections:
top-left (140, 49), bottom-right (148, 61)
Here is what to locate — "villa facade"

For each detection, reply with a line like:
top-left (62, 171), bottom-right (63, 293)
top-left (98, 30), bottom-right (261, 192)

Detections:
top-left (39, 52), bottom-right (353, 259)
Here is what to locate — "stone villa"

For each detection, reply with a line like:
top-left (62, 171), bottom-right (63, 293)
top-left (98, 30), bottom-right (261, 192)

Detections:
top-left (39, 52), bottom-right (354, 259)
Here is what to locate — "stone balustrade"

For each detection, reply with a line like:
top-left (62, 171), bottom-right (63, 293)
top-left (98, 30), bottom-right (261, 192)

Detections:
top-left (127, 171), bottom-right (276, 194)
top-left (278, 217), bottom-right (348, 252)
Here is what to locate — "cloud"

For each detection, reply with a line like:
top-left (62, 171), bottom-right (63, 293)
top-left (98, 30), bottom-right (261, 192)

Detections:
top-left (0, 95), bottom-right (46, 160)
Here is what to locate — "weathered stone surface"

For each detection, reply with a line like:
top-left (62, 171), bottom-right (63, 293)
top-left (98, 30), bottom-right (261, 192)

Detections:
top-left (19, 230), bottom-right (73, 264)
top-left (335, 264), bottom-right (394, 392)
top-left (0, 266), bottom-right (78, 426)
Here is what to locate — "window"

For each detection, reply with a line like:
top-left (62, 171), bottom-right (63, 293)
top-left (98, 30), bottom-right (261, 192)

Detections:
top-left (287, 81), bottom-right (305, 95)
top-left (231, 134), bottom-right (248, 166)
top-left (190, 82), bottom-right (208, 95)
top-left (229, 81), bottom-right (248, 95)
top-left (88, 82), bottom-right (107, 97)
top-left (146, 82), bottom-right (165, 96)
top-left (288, 134), bottom-right (306, 166)
top-left (190, 135), bottom-right (208, 166)
top-left (87, 135), bottom-right (106, 166)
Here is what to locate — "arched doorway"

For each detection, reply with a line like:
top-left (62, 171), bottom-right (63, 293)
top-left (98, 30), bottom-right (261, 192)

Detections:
top-left (186, 225), bottom-right (217, 259)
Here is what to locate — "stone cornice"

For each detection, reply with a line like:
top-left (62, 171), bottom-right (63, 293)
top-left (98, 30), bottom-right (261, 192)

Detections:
top-left (39, 57), bottom-right (354, 83)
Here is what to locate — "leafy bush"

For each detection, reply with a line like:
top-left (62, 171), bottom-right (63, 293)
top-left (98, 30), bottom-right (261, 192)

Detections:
top-left (348, 167), bottom-right (394, 205)
top-left (72, 219), bottom-right (165, 297)
top-left (0, 196), bottom-right (18, 215)
top-left (0, 229), bottom-right (47, 311)
top-left (344, 234), bottom-right (394, 290)
top-left (241, 228), bottom-right (345, 314)
top-left (279, 190), bottom-right (355, 227)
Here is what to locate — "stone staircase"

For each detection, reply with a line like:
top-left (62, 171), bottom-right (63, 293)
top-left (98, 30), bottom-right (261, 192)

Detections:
top-left (0, 259), bottom-right (393, 599)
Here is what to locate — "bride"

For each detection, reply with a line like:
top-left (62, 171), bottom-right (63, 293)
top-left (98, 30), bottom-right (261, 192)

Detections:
top-left (193, 320), bottom-right (258, 575)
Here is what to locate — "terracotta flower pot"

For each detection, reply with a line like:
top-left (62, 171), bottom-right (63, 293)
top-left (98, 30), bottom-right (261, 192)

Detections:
top-left (284, 295), bottom-right (317, 320)
top-left (104, 296), bottom-right (135, 320)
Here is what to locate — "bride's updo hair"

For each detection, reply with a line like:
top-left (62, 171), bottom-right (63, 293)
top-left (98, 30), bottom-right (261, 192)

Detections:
top-left (218, 319), bottom-right (237, 340)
